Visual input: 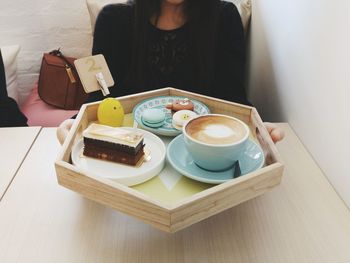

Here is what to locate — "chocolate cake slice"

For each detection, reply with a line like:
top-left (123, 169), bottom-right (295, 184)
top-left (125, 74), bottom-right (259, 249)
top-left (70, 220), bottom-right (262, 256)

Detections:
top-left (82, 123), bottom-right (145, 166)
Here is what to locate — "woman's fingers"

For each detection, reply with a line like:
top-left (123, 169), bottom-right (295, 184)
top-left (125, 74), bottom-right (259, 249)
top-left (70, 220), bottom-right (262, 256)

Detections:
top-left (264, 122), bottom-right (285, 143)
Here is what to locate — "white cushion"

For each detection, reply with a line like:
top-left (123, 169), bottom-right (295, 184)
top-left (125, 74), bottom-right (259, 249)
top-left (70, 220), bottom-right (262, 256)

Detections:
top-left (1, 45), bottom-right (20, 103)
top-left (231, 0), bottom-right (251, 32)
top-left (86, 0), bottom-right (251, 34)
top-left (86, 0), bottom-right (126, 33)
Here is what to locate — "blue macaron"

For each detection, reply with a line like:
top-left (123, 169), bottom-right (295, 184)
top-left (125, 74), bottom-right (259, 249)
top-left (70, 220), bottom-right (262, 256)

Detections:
top-left (141, 108), bottom-right (166, 128)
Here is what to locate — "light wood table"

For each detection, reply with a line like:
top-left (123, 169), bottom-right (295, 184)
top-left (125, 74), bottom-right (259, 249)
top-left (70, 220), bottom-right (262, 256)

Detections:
top-left (0, 127), bottom-right (41, 199)
top-left (0, 125), bottom-right (350, 263)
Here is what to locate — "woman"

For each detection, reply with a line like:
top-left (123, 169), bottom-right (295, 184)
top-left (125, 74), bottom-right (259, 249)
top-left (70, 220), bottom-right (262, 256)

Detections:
top-left (88, 0), bottom-right (247, 103)
top-left (0, 49), bottom-right (28, 127)
top-left (57, 0), bottom-right (284, 143)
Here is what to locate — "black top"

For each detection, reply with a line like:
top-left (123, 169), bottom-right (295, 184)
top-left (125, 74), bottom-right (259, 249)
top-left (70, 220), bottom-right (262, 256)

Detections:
top-left (88, 1), bottom-right (249, 105)
top-left (0, 49), bottom-right (7, 99)
top-left (0, 49), bottom-right (28, 127)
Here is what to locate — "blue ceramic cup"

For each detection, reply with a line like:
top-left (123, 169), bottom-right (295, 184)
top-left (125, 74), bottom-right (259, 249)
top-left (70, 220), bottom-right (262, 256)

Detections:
top-left (183, 114), bottom-right (250, 172)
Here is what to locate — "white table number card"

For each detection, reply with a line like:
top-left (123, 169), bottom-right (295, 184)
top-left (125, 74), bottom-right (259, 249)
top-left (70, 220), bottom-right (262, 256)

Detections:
top-left (74, 54), bottom-right (115, 96)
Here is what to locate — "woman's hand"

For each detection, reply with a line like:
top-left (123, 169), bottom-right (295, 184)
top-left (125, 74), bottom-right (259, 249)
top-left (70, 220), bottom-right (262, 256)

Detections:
top-left (264, 122), bottom-right (285, 143)
top-left (56, 119), bottom-right (75, 145)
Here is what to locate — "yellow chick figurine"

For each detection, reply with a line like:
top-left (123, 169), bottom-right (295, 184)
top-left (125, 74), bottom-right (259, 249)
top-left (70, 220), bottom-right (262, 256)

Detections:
top-left (97, 98), bottom-right (125, 127)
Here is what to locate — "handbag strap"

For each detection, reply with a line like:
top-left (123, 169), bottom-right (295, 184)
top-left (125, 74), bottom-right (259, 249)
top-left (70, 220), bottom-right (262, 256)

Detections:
top-left (49, 49), bottom-right (75, 69)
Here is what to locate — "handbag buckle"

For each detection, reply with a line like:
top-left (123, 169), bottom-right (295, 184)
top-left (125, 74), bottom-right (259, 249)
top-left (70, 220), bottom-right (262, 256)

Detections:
top-left (65, 65), bottom-right (76, 83)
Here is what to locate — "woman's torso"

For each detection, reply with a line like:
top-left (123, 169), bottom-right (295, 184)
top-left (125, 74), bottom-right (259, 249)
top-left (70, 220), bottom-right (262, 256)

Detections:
top-left (89, 1), bottom-right (248, 104)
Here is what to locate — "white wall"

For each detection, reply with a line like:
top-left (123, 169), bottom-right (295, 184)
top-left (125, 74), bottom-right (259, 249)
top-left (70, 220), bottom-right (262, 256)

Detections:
top-left (0, 0), bottom-right (92, 104)
top-left (248, 0), bottom-right (350, 207)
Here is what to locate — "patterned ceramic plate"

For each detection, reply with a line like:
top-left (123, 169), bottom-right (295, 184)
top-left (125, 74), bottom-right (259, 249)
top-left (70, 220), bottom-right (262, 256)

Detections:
top-left (132, 96), bottom-right (210, 136)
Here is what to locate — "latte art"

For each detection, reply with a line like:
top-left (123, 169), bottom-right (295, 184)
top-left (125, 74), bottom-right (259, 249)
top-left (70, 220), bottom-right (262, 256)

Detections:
top-left (185, 116), bottom-right (247, 145)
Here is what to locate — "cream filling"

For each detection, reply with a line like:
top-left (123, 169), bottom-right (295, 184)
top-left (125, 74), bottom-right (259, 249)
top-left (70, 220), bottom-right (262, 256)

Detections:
top-left (83, 123), bottom-right (143, 147)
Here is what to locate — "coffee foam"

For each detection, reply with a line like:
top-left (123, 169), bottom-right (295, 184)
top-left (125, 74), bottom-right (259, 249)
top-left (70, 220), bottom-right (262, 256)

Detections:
top-left (185, 115), bottom-right (247, 145)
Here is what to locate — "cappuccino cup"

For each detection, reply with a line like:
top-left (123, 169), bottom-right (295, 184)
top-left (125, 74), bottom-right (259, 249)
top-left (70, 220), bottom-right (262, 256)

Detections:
top-left (183, 114), bottom-right (250, 171)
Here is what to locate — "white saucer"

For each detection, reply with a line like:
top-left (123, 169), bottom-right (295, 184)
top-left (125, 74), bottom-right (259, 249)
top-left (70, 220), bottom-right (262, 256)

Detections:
top-left (167, 135), bottom-right (265, 184)
top-left (71, 128), bottom-right (166, 186)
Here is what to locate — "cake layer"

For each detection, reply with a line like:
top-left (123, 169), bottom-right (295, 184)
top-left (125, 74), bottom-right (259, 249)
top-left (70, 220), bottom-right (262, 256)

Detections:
top-left (83, 137), bottom-right (144, 155)
top-left (84, 144), bottom-right (145, 166)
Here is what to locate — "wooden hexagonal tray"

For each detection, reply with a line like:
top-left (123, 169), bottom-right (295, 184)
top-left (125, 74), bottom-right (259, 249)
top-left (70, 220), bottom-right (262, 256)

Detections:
top-left (55, 88), bottom-right (284, 233)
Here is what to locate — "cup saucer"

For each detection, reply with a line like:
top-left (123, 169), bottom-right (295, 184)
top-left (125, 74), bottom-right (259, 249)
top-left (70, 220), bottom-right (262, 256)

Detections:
top-left (167, 135), bottom-right (265, 184)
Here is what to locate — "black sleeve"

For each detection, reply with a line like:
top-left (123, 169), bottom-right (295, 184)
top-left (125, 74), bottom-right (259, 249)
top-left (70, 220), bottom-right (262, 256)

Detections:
top-left (0, 49), bottom-right (28, 127)
top-left (87, 4), bottom-right (133, 103)
top-left (0, 49), bottom-right (8, 99)
top-left (0, 98), bottom-right (28, 127)
top-left (214, 2), bottom-right (250, 105)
